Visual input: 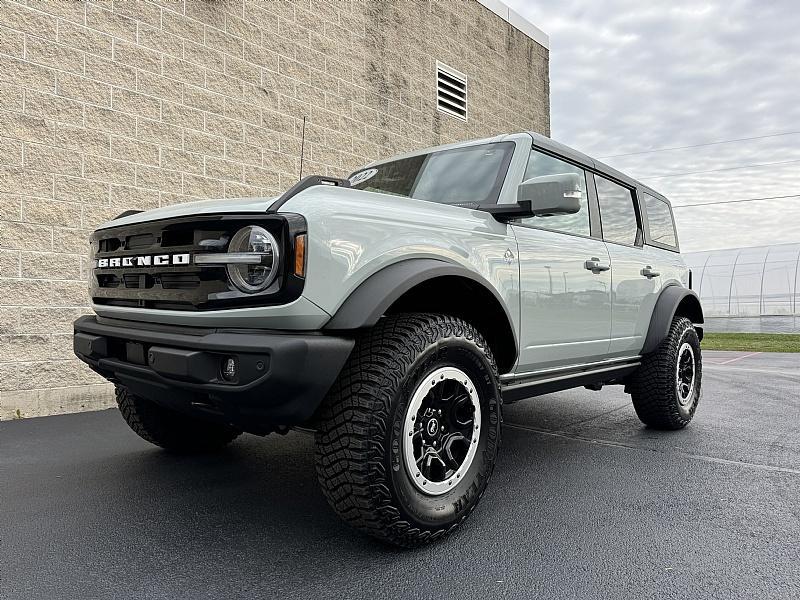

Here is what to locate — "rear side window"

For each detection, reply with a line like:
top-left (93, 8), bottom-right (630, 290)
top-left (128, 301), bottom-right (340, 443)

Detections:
top-left (348, 142), bottom-right (514, 206)
top-left (642, 192), bottom-right (678, 248)
top-left (595, 175), bottom-right (639, 246)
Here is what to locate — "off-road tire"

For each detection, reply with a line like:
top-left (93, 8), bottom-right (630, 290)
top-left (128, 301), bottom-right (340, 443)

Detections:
top-left (314, 313), bottom-right (502, 548)
top-left (629, 316), bottom-right (702, 429)
top-left (115, 386), bottom-right (241, 452)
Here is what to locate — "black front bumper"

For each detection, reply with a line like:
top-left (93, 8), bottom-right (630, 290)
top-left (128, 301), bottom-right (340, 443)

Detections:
top-left (74, 316), bottom-right (354, 433)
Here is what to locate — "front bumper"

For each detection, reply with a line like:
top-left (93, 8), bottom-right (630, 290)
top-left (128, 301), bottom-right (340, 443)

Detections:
top-left (73, 315), bottom-right (354, 433)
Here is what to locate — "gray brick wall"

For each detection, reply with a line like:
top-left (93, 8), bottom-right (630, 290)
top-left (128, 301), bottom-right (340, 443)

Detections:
top-left (0, 0), bottom-right (549, 419)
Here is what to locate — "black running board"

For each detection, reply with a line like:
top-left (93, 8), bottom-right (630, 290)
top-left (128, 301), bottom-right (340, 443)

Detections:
top-left (500, 360), bottom-right (640, 403)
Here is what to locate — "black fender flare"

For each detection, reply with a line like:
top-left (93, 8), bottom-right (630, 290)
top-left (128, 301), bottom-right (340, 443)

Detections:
top-left (641, 285), bottom-right (704, 355)
top-left (323, 257), bottom-right (518, 349)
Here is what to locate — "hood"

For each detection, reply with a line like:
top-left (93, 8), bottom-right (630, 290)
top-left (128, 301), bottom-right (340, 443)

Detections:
top-left (97, 196), bottom-right (279, 230)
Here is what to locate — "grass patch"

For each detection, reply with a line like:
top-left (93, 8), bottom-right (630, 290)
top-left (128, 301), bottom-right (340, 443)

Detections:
top-left (701, 332), bottom-right (800, 353)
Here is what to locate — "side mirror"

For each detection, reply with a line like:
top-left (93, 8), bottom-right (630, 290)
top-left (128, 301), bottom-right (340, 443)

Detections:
top-left (517, 173), bottom-right (583, 216)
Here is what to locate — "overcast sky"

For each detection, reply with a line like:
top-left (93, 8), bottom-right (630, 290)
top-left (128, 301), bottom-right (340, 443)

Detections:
top-left (504, 0), bottom-right (800, 252)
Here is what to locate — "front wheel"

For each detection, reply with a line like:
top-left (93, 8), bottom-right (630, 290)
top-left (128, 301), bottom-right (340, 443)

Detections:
top-left (628, 316), bottom-right (702, 429)
top-left (314, 313), bottom-right (502, 547)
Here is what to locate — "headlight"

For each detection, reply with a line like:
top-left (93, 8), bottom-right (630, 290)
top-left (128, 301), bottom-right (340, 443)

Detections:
top-left (225, 226), bottom-right (280, 293)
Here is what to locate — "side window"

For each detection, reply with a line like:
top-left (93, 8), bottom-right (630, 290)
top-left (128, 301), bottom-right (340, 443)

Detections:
top-left (642, 192), bottom-right (678, 248)
top-left (517, 149), bottom-right (590, 237)
top-left (595, 175), bottom-right (639, 246)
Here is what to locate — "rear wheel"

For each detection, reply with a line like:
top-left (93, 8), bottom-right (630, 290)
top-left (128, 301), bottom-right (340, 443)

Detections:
top-left (115, 386), bottom-right (241, 452)
top-left (314, 313), bottom-right (501, 547)
top-left (629, 316), bottom-right (702, 429)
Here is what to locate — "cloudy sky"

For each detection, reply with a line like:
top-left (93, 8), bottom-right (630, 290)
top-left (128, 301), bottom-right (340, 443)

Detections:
top-left (504, 0), bottom-right (800, 252)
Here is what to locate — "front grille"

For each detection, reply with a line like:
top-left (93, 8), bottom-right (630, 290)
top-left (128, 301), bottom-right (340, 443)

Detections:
top-left (97, 274), bottom-right (121, 288)
top-left (122, 274), bottom-right (151, 289)
top-left (90, 213), bottom-right (306, 310)
top-left (161, 273), bottom-right (200, 290)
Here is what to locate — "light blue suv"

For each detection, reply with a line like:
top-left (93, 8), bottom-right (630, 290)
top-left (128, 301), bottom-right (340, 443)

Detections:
top-left (74, 132), bottom-right (704, 547)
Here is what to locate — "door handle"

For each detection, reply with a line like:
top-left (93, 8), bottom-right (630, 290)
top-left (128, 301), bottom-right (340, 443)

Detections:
top-left (641, 266), bottom-right (660, 279)
top-left (584, 258), bottom-right (610, 273)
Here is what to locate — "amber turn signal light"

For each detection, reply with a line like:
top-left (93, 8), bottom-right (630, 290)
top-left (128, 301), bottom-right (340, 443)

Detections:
top-left (294, 234), bottom-right (306, 277)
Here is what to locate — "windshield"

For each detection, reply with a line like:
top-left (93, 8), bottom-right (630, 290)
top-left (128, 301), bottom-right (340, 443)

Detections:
top-left (348, 142), bottom-right (514, 207)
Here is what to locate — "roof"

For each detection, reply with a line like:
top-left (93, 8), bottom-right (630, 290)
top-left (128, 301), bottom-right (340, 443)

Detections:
top-left (527, 132), bottom-right (671, 204)
top-left (361, 131), bottom-right (672, 206)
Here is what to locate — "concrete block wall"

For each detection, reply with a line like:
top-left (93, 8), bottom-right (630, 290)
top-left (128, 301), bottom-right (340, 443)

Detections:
top-left (0, 0), bottom-right (549, 419)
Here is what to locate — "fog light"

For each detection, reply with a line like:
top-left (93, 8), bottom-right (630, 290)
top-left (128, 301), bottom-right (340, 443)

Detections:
top-left (221, 356), bottom-right (237, 382)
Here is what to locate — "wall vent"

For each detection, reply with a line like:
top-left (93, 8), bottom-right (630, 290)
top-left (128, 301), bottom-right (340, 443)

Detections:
top-left (436, 62), bottom-right (467, 121)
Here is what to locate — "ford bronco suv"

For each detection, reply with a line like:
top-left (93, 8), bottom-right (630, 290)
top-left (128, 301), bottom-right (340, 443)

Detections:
top-left (74, 132), bottom-right (703, 547)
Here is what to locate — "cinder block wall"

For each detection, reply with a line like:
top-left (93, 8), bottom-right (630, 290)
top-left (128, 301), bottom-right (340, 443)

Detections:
top-left (0, 0), bottom-right (549, 419)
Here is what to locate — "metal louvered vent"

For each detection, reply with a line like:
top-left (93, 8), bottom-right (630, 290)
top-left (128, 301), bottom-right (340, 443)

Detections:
top-left (436, 62), bottom-right (467, 121)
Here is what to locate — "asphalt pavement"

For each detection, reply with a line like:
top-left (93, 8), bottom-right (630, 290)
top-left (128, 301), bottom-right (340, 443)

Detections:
top-left (1, 350), bottom-right (799, 600)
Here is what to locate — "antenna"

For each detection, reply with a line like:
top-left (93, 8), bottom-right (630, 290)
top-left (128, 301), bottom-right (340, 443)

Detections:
top-left (299, 115), bottom-right (306, 181)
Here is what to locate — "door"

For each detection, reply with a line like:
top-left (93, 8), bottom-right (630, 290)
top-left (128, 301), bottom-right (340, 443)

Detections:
top-left (640, 190), bottom-right (687, 289)
top-left (593, 175), bottom-right (662, 356)
top-left (512, 149), bottom-right (612, 372)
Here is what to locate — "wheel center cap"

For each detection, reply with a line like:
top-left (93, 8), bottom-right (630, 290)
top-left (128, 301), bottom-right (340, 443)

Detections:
top-left (426, 418), bottom-right (439, 436)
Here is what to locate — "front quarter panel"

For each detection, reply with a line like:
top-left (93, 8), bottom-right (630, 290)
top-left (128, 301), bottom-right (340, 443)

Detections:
top-left (280, 186), bottom-right (520, 337)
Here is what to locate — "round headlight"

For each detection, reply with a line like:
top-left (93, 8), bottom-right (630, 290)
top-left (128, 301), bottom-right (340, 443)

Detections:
top-left (226, 226), bottom-right (280, 293)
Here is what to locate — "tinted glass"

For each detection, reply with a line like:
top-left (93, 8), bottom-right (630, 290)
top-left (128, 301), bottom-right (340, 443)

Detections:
top-left (643, 192), bottom-right (678, 248)
top-left (595, 175), bottom-right (639, 245)
top-left (348, 142), bottom-right (513, 206)
top-left (517, 149), bottom-right (590, 236)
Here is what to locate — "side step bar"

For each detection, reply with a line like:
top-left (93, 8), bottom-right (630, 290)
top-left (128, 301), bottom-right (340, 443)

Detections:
top-left (500, 358), bottom-right (641, 403)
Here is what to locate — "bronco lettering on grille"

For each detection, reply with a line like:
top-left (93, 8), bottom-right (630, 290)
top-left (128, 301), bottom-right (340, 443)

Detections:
top-left (95, 253), bottom-right (191, 268)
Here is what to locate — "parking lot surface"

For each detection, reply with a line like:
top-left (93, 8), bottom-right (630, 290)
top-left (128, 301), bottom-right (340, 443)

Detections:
top-left (2, 350), bottom-right (798, 599)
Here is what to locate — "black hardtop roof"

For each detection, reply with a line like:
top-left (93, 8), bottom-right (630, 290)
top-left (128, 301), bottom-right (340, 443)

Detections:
top-left (528, 132), bottom-right (670, 205)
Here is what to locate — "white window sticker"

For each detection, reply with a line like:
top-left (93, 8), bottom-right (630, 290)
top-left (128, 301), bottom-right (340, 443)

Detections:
top-left (349, 168), bottom-right (378, 186)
